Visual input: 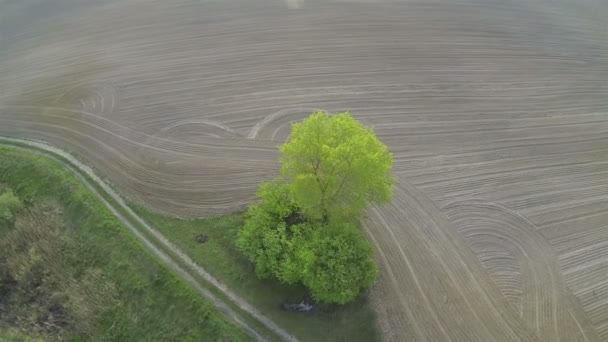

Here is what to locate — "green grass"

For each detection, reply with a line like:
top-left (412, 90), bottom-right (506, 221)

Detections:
top-left (0, 326), bottom-right (45, 342)
top-left (132, 206), bottom-right (382, 342)
top-left (0, 146), bottom-right (250, 341)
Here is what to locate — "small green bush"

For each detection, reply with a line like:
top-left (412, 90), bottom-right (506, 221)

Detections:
top-left (0, 190), bottom-right (23, 225)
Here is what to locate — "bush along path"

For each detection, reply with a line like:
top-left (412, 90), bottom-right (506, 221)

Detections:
top-left (0, 137), bottom-right (298, 342)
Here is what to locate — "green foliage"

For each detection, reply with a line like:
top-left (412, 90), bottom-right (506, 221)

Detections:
top-left (0, 202), bottom-right (120, 339)
top-left (238, 112), bottom-right (390, 304)
top-left (0, 327), bottom-right (45, 342)
top-left (0, 190), bottom-right (22, 225)
top-left (0, 147), bottom-right (249, 341)
top-left (297, 222), bottom-right (377, 304)
top-left (255, 180), bottom-right (298, 219)
top-left (280, 111), bottom-right (394, 221)
top-left (239, 194), bottom-right (378, 305)
top-left (135, 205), bottom-right (382, 342)
top-left (237, 180), bottom-right (297, 281)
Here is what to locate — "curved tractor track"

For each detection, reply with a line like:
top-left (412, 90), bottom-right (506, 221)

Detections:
top-left (1, 0), bottom-right (608, 340)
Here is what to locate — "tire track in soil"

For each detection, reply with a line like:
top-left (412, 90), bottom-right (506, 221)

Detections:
top-left (443, 200), bottom-right (599, 342)
top-left (365, 180), bottom-right (540, 342)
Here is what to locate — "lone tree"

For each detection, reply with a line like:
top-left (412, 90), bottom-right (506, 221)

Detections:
top-left (280, 111), bottom-right (394, 221)
top-left (238, 111), bottom-right (394, 305)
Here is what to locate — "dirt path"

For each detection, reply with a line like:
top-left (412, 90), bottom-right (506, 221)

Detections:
top-left (0, 137), bottom-right (298, 342)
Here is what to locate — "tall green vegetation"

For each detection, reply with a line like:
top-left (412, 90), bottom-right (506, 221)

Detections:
top-left (0, 189), bottom-right (22, 224)
top-left (0, 147), bottom-right (248, 341)
top-left (280, 112), bottom-right (394, 221)
top-left (238, 111), bottom-right (394, 304)
top-left (0, 196), bottom-right (120, 339)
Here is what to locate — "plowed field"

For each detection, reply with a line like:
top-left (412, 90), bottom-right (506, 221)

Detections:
top-left (1, 0), bottom-right (607, 340)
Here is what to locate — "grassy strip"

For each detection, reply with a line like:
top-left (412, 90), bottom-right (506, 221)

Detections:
top-left (1, 139), bottom-right (381, 341)
top-left (0, 140), bottom-right (283, 341)
top-left (0, 146), bottom-right (250, 341)
top-left (0, 327), bottom-right (44, 342)
top-left (132, 205), bottom-right (382, 342)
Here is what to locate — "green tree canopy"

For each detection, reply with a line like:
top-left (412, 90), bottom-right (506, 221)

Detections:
top-left (280, 111), bottom-right (394, 221)
top-left (238, 111), bottom-right (393, 305)
top-left (237, 180), bottom-right (296, 281)
top-left (237, 182), bottom-right (377, 304)
top-left (296, 221), bottom-right (377, 304)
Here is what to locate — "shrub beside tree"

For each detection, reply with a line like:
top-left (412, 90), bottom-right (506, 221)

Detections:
top-left (238, 111), bottom-right (394, 305)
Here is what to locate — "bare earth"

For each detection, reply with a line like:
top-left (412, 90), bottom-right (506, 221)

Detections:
top-left (1, 0), bottom-right (607, 341)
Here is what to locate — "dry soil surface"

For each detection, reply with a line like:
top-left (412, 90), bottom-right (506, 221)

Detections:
top-left (1, 0), bottom-right (607, 340)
